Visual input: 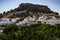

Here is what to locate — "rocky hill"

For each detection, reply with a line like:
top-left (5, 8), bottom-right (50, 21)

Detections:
top-left (3, 3), bottom-right (59, 18)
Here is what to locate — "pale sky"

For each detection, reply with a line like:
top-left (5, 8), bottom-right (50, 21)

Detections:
top-left (0, 0), bottom-right (60, 14)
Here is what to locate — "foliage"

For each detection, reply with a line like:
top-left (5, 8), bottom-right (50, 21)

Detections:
top-left (0, 14), bottom-right (3, 18)
top-left (3, 11), bottom-right (6, 14)
top-left (0, 24), bottom-right (60, 40)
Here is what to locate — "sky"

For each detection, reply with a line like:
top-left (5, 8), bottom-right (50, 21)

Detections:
top-left (0, 0), bottom-right (60, 14)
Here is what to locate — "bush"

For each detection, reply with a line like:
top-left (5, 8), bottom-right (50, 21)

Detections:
top-left (0, 24), bottom-right (60, 40)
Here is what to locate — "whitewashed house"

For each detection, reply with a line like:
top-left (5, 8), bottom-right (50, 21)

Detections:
top-left (16, 17), bottom-right (38, 26)
top-left (0, 18), bottom-right (20, 25)
top-left (16, 18), bottom-right (28, 26)
top-left (37, 15), bottom-right (47, 24)
top-left (1, 18), bottom-right (10, 21)
top-left (37, 15), bottom-right (60, 25)
top-left (46, 19), bottom-right (58, 25)
top-left (56, 19), bottom-right (60, 24)
top-left (27, 17), bottom-right (38, 26)
top-left (0, 15), bottom-right (60, 26)
top-left (0, 18), bottom-right (11, 25)
top-left (10, 18), bottom-right (20, 23)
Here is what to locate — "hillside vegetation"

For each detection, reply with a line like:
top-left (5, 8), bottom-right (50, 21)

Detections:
top-left (0, 23), bottom-right (60, 40)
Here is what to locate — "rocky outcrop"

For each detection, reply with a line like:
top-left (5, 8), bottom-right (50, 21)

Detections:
top-left (3, 3), bottom-right (59, 18)
top-left (18, 3), bottom-right (51, 12)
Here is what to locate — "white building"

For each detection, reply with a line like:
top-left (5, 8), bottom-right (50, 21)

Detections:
top-left (16, 17), bottom-right (38, 26)
top-left (0, 18), bottom-right (10, 21)
top-left (37, 15), bottom-right (60, 25)
top-left (0, 18), bottom-right (11, 25)
top-left (10, 18), bottom-right (20, 23)
top-left (0, 18), bottom-right (20, 25)
top-left (0, 15), bottom-right (60, 26)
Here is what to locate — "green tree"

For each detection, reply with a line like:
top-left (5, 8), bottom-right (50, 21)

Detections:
top-left (0, 13), bottom-right (3, 18)
top-left (0, 23), bottom-right (60, 40)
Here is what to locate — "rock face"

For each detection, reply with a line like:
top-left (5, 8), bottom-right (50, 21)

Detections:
top-left (18, 3), bottom-right (51, 12)
top-left (3, 3), bottom-right (59, 18)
